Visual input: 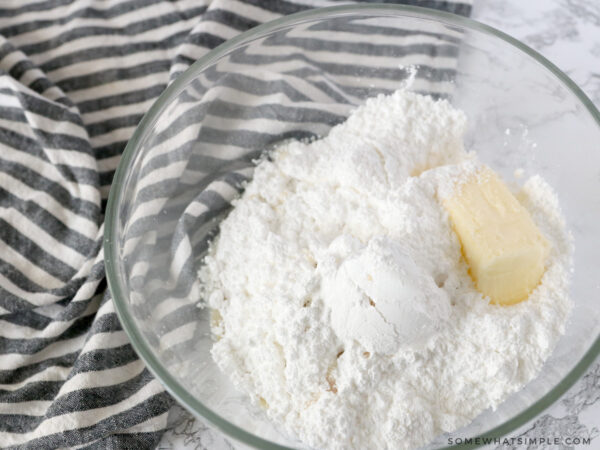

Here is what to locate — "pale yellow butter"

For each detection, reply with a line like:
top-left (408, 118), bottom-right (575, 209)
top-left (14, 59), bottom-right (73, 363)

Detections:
top-left (443, 166), bottom-right (549, 305)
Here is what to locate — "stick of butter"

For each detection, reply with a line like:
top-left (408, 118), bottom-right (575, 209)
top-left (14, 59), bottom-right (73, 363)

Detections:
top-left (443, 166), bottom-right (549, 305)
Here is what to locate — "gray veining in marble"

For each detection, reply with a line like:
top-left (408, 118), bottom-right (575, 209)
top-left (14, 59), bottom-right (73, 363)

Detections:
top-left (158, 0), bottom-right (600, 448)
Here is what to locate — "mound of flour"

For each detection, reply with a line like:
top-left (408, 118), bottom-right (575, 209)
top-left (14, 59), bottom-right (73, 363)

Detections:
top-left (199, 91), bottom-right (573, 450)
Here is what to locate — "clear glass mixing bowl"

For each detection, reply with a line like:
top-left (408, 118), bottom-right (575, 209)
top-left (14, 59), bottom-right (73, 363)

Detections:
top-left (105, 5), bottom-right (600, 449)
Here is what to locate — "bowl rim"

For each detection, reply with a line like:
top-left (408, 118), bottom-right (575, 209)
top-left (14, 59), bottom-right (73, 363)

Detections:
top-left (104, 4), bottom-right (600, 449)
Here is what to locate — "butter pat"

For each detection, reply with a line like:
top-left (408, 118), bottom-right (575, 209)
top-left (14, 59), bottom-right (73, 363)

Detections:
top-left (443, 166), bottom-right (549, 305)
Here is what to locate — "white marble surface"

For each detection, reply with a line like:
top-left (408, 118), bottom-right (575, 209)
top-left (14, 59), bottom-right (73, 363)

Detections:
top-left (158, 1), bottom-right (600, 448)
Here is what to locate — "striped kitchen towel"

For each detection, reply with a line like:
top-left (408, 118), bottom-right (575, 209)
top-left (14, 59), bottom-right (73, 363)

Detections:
top-left (0, 1), bottom-right (471, 449)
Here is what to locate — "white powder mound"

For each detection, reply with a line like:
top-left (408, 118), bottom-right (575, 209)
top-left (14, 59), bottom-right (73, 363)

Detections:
top-left (199, 91), bottom-right (573, 450)
top-left (319, 235), bottom-right (452, 355)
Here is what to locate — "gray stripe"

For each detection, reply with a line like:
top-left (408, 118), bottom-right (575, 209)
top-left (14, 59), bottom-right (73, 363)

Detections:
top-left (77, 84), bottom-right (166, 114)
top-left (238, 0), bottom-right (308, 16)
top-left (308, 11), bottom-right (463, 41)
top-left (10, 392), bottom-right (173, 447)
top-left (0, 287), bottom-right (45, 313)
top-left (17, 8), bottom-right (207, 56)
top-left (0, 218), bottom-right (77, 281)
top-left (0, 157), bottom-right (101, 220)
top-left (0, 106), bottom-right (30, 123)
top-left (55, 165), bottom-right (100, 186)
top-left (0, 264), bottom-right (53, 302)
top-left (86, 114), bottom-right (143, 138)
top-left (69, 342), bottom-right (139, 375)
top-left (0, 413), bottom-right (42, 434)
top-left (0, 314), bottom-right (95, 356)
top-left (0, 126), bottom-right (52, 162)
top-left (0, 352), bottom-right (78, 385)
top-left (0, 88), bottom-right (79, 123)
top-left (171, 33), bottom-right (226, 67)
top-left (57, 60), bottom-right (171, 93)
top-left (31, 128), bottom-right (93, 154)
top-left (0, 0), bottom-right (73, 18)
top-left (200, 69), bottom-right (315, 102)
top-left (263, 36), bottom-right (459, 57)
top-left (0, 0), bottom-right (167, 32)
top-left (45, 369), bottom-right (155, 419)
top-left (0, 381), bottom-right (62, 403)
top-left (77, 431), bottom-right (165, 450)
top-left (202, 8), bottom-right (260, 31)
top-left (40, 31), bottom-right (189, 73)
top-left (227, 51), bottom-right (457, 81)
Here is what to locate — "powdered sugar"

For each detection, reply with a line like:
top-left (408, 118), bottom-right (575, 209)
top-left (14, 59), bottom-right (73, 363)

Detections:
top-left (199, 91), bottom-right (573, 449)
top-left (319, 235), bottom-right (452, 355)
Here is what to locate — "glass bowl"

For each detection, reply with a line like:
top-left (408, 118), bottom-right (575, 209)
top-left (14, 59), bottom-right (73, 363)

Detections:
top-left (105, 4), bottom-right (600, 449)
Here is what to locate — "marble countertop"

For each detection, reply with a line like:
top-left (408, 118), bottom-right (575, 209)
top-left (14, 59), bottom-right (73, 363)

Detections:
top-left (158, 1), bottom-right (600, 448)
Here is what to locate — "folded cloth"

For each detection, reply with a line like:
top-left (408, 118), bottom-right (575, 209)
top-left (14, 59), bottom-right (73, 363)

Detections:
top-left (0, 0), bottom-right (471, 448)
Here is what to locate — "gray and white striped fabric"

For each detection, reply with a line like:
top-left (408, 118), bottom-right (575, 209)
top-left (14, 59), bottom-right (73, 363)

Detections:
top-left (0, 1), bottom-right (471, 448)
